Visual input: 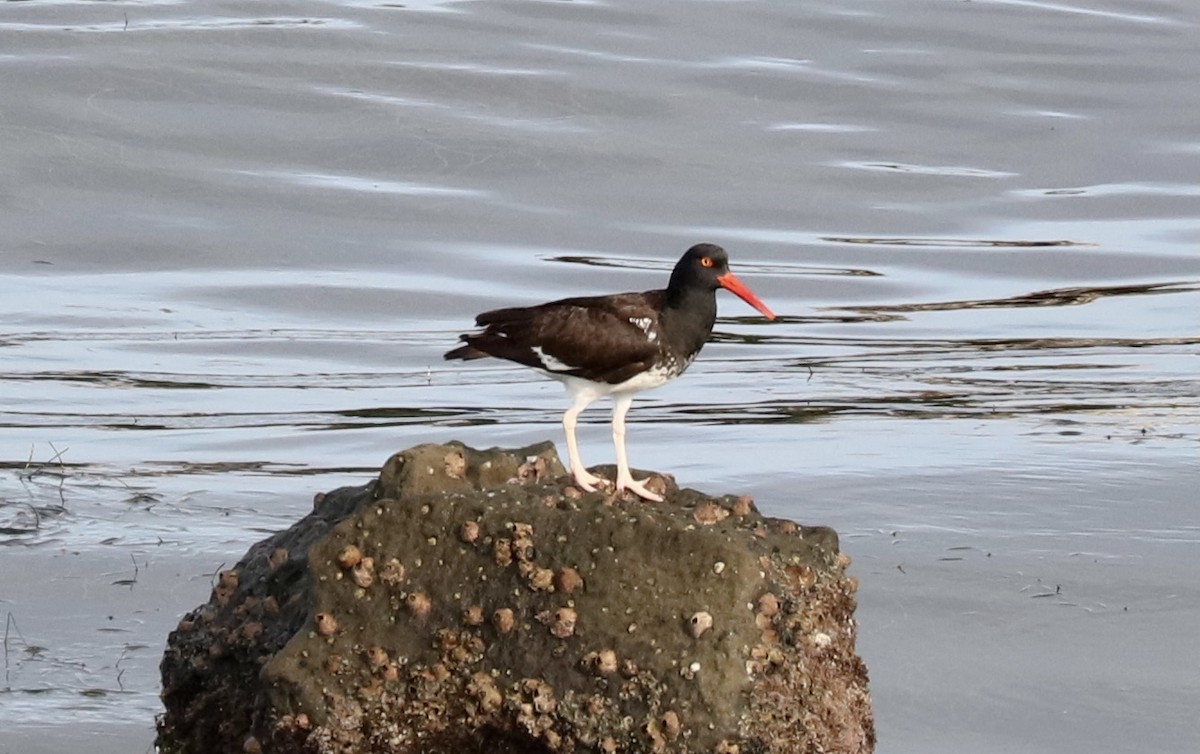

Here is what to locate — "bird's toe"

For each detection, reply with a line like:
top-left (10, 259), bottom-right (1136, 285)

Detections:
top-left (616, 474), bottom-right (664, 503)
top-left (572, 468), bottom-right (609, 493)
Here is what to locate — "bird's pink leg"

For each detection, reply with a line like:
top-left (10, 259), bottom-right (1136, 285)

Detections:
top-left (563, 390), bottom-right (607, 491)
top-left (611, 394), bottom-right (663, 502)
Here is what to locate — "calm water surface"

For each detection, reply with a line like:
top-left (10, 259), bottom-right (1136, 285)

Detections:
top-left (1, 1), bottom-right (1198, 753)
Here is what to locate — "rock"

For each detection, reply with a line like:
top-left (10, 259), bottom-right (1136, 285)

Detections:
top-left (157, 441), bottom-right (874, 754)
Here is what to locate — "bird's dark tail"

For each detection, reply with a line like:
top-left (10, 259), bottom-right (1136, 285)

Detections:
top-left (444, 340), bottom-right (490, 361)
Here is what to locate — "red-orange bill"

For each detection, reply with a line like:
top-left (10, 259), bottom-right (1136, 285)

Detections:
top-left (717, 272), bottom-right (776, 320)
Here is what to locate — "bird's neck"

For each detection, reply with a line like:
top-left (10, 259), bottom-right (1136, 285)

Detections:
top-left (662, 286), bottom-right (718, 354)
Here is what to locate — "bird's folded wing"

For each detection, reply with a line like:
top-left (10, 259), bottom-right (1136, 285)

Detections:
top-left (478, 293), bottom-right (663, 384)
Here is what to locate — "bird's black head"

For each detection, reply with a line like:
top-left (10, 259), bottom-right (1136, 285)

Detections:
top-left (669, 243), bottom-right (731, 291)
top-left (668, 243), bottom-right (775, 319)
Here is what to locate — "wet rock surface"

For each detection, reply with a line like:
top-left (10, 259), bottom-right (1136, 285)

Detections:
top-left (157, 442), bottom-right (874, 754)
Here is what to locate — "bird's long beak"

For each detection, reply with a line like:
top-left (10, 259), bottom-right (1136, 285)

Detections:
top-left (717, 272), bottom-right (776, 320)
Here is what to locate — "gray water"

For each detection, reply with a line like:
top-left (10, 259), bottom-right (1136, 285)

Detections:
top-left (2, 1), bottom-right (1198, 752)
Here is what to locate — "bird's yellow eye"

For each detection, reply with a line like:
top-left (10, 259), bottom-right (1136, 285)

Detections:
top-left (700, 257), bottom-right (714, 268)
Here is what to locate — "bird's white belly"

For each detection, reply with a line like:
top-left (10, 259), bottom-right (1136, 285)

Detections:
top-left (610, 362), bottom-right (684, 393)
top-left (552, 361), bottom-right (686, 400)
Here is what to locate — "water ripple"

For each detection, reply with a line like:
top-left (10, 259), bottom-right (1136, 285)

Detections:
top-left (975, 0), bottom-right (1176, 25)
top-left (0, 16), bottom-right (359, 34)
top-left (231, 169), bottom-right (487, 198)
top-left (836, 161), bottom-right (1018, 179)
top-left (835, 280), bottom-right (1200, 313)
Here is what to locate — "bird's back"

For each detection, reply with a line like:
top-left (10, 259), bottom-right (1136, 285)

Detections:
top-left (445, 290), bottom-right (677, 386)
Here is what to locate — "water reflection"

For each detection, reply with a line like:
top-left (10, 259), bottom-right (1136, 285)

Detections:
top-left (834, 161), bottom-right (1018, 179)
top-left (823, 236), bottom-right (1087, 248)
top-left (836, 280), bottom-right (1199, 313)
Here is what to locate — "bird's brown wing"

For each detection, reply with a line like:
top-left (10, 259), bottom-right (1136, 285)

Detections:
top-left (459, 291), bottom-right (665, 384)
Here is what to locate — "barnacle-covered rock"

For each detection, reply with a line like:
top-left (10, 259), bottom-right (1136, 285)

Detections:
top-left (157, 441), bottom-right (872, 754)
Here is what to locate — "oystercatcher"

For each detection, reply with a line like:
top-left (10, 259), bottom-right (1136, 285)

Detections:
top-left (445, 243), bottom-right (775, 501)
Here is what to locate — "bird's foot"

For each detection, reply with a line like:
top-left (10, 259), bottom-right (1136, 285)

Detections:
top-left (571, 467), bottom-right (611, 494)
top-left (615, 472), bottom-right (664, 503)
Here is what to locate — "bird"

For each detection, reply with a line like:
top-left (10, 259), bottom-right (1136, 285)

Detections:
top-left (444, 243), bottom-right (775, 501)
